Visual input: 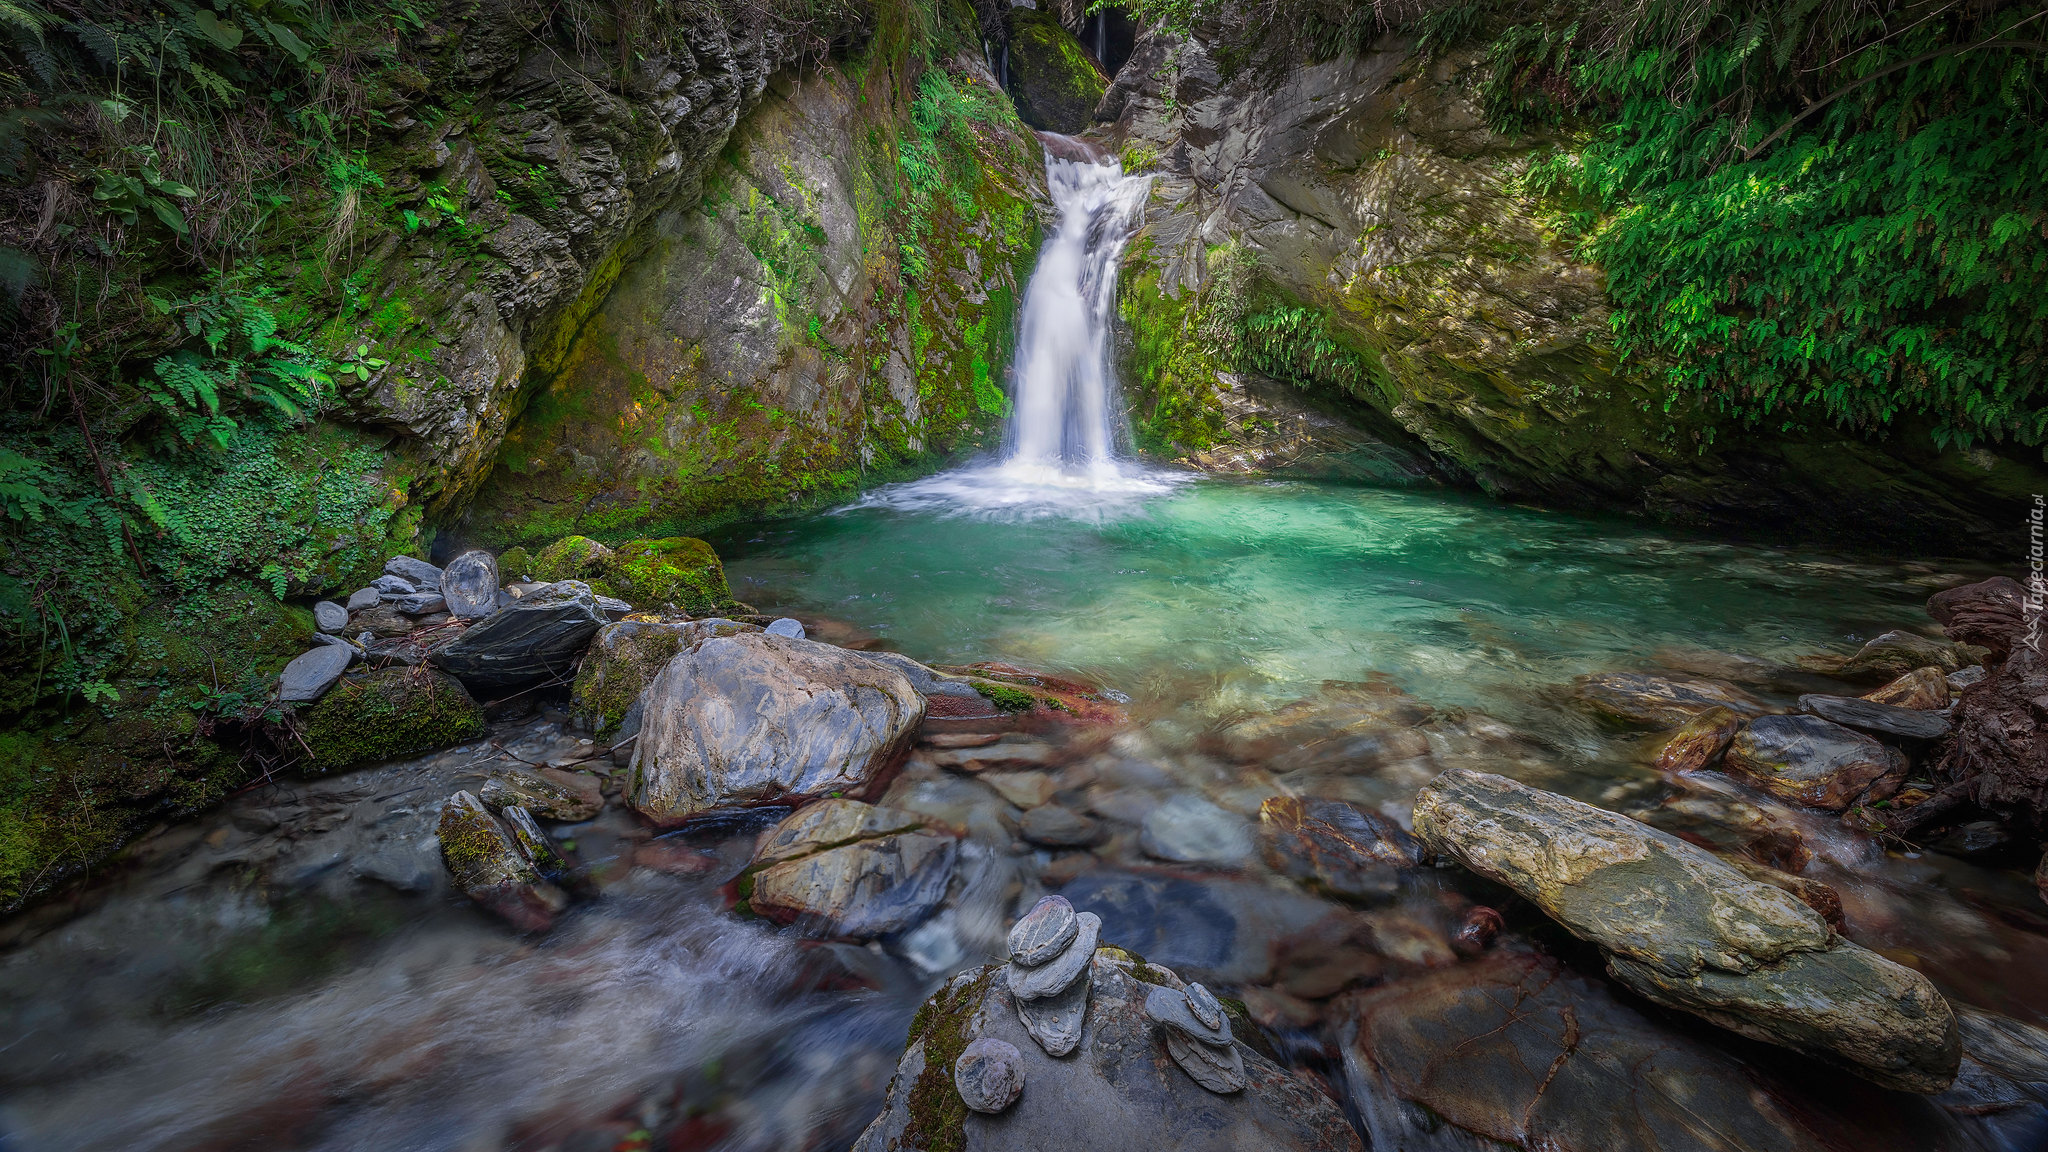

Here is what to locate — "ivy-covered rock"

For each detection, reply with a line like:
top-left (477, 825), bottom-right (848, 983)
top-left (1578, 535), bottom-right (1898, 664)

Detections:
top-left (1005, 7), bottom-right (1108, 133)
top-left (300, 667), bottom-right (485, 771)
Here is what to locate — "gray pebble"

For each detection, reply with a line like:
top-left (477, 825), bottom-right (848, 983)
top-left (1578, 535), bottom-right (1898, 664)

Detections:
top-left (1009, 894), bottom-right (1078, 965)
top-left (346, 586), bottom-right (381, 612)
top-left (765, 617), bottom-right (806, 639)
top-left (313, 600), bottom-right (349, 633)
top-left (953, 1037), bottom-right (1025, 1114)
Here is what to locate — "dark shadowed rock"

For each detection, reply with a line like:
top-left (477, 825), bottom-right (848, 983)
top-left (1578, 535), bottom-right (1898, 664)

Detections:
top-left (1004, 6), bottom-right (1107, 133)
top-left (1571, 672), bottom-right (1770, 728)
top-left (1412, 768), bottom-right (1958, 1092)
top-left (1942, 646), bottom-right (2048, 834)
top-left (1653, 706), bottom-right (1742, 772)
top-left (1863, 667), bottom-right (1950, 709)
top-left (1258, 795), bottom-right (1421, 903)
top-left (629, 633), bottom-right (924, 822)
top-left (852, 951), bottom-right (1362, 1152)
top-left (1725, 714), bottom-right (1908, 811)
top-left (1928, 577), bottom-right (2028, 661)
top-left (1798, 694), bottom-right (1951, 742)
top-left (747, 828), bottom-right (957, 940)
top-left (278, 644), bottom-right (354, 702)
top-left (441, 550), bottom-right (500, 618)
top-left (384, 555), bottom-right (442, 589)
top-left (429, 580), bottom-right (606, 693)
top-left (479, 767), bottom-right (602, 822)
top-left (391, 592), bottom-right (448, 616)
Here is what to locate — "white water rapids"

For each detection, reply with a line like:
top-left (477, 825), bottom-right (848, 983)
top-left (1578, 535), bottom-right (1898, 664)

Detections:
top-left (859, 145), bottom-right (1180, 518)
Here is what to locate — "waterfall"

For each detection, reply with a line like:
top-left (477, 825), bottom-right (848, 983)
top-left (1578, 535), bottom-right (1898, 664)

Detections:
top-left (1004, 151), bottom-right (1152, 478)
top-left (855, 142), bottom-right (1180, 519)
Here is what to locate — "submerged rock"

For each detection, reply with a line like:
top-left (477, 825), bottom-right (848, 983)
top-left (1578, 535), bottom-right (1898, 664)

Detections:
top-left (440, 550), bottom-right (500, 619)
top-left (852, 950), bottom-right (1360, 1152)
top-left (436, 790), bottom-right (567, 932)
top-left (1652, 706), bottom-right (1742, 773)
top-left (629, 633), bottom-right (924, 822)
top-left (1809, 628), bottom-right (1978, 680)
top-left (478, 766), bottom-right (602, 822)
top-left (1571, 672), bottom-right (1769, 728)
top-left (743, 799), bottom-right (955, 939)
top-left (1724, 714), bottom-right (1909, 810)
top-left (1798, 694), bottom-right (1951, 742)
top-left (1411, 768), bottom-right (1959, 1092)
top-left (1864, 666), bottom-right (1951, 709)
top-left (429, 580), bottom-right (607, 693)
top-left (1140, 793), bottom-right (1255, 866)
top-left (1258, 795), bottom-right (1421, 903)
top-left (1019, 803), bottom-right (1102, 847)
top-left (953, 1037), bottom-right (1026, 1114)
top-left (300, 668), bottom-right (484, 770)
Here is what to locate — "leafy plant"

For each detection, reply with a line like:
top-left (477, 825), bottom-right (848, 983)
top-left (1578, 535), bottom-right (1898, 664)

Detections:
top-left (90, 145), bottom-right (198, 235)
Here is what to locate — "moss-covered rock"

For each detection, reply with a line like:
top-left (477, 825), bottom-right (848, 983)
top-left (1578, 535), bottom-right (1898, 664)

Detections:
top-left (608, 538), bottom-right (737, 612)
top-left (1005, 7), bottom-right (1108, 133)
top-left (529, 536), bottom-right (616, 584)
top-left (571, 617), bottom-right (762, 737)
top-left (300, 667), bottom-right (485, 771)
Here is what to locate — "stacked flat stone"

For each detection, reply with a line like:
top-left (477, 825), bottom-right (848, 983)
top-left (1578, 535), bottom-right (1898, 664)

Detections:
top-left (1144, 981), bottom-right (1247, 1093)
top-left (1005, 895), bottom-right (1099, 1057)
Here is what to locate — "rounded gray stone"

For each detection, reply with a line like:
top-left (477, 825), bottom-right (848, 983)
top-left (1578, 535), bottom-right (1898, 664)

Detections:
top-left (278, 644), bottom-right (353, 702)
top-left (384, 555), bottom-right (443, 589)
top-left (765, 617), bottom-right (806, 639)
top-left (346, 586), bottom-right (381, 612)
top-left (954, 1037), bottom-right (1025, 1114)
top-left (1184, 981), bottom-right (1224, 1031)
top-left (314, 600), bottom-right (349, 633)
top-left (1008, 911), bottom-right (1098, 1000)
top-left (1009, 894), bottom-right (1078, 965)
top-left (442, 550), bottom-right (501, 619)
top-left (1144, 983), bottom-right (1231, 1045)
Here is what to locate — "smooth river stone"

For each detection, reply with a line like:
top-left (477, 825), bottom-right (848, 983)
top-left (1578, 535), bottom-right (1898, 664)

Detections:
top-left (1724, 714), bottom-right (1908, 810)
top-left (1797, 694), bottom-right (1951, 742)
top-left (1008, 911), bottom-right (1099, 1000)
top-left (1144, 983), bottom-right (1232, 1045)
top-left (1016, 968), bottom-right (1089, 1056)
top-left (441, 549), bottom-right (500, 619)
top-left (345, 586), bottom-right (381, 612)
top-left (1164, 1029), bottom-right (1248, 1094)
top-left (1010, 895), bottom-right (1079, 966)
top-left (313, 600), bottom-right (349, 633)
top-left (1185, 981), bottom-right (1225, 1031)
top-left (278, 644), bottom-right (353, 702)
top-left (765, 617), bottom-right (806, 639)
top-left (954, 1037), bottom-right (1026, 1113)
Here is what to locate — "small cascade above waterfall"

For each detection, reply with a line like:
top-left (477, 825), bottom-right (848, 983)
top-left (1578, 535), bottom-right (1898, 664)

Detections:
top-left (860, 138), bottom-right (1181, 519)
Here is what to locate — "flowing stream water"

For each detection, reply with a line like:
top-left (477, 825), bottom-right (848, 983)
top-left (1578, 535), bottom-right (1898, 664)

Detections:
top-left (2, 152), bottom-right (2044, 1152)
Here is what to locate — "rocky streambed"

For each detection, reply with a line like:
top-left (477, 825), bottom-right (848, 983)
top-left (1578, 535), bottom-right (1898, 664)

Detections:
top-left (2, 478), bottom-right (2045, 1152)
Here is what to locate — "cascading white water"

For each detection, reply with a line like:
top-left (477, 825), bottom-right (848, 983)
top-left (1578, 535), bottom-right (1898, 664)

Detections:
top-left (1003, 152), bottom-right (1152, 479)
top-left (857, 144), bottom-right (1180, 518)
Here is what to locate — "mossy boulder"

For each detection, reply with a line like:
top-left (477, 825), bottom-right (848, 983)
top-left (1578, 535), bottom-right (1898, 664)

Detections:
top-left (571, 617), bottom-right (762, 738)
top-left (608, 537), bottom-right (737, 612)
top-left (528, 535), bottom-right (616, 584)
top-left (300, 667), bottom-right (485, 771)
top-left (1006, 7), bottom-right (1108, 133)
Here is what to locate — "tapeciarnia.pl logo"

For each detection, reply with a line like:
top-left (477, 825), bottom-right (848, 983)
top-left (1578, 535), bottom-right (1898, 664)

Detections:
top-left (2028, 494), bottom-right (2045, 655)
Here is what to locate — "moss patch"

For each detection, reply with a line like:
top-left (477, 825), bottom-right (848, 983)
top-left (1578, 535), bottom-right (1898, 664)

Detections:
top-left (902, 966), bottom-right (996, 1152)
top-left (1004, 7), bottom-right (1108, 133)
top-left (972, 681), bottom-right (1037, 713)
top-left (300, 667), bottom-right (484, 771)
top-left (608, 538), bottom-right (737, 613)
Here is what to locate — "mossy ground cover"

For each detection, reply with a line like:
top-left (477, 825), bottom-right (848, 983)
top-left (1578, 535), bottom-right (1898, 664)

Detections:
top-left (300, 667), bottom-right (484, 771)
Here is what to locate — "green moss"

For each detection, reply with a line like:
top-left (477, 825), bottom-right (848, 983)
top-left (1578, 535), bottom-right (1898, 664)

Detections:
top-left (608, 537), bottom-right (737, 613)
top-left (529, 535), bottom-right (616, 583)
top-left (1004, 7), bottom-right (1108, 134)
top-left (902, 966), bottom-right (995, 1152)
top-left (299, 667), bottom-right (484, 771)
top-left (437, 795), bottom-right (536, 889)
top-left (972, 680), bottom-right (1037, 713)
top-left (571, 620), bottom-right (691, 738)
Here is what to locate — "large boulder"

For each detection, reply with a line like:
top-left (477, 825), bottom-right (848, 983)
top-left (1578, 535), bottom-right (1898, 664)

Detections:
top-left (300, 668), bottom-right (484, 770)
top-left (1005, 6), bottom-right (1108, 133)
top-left (1570, 672), bottom-right (1769, 729)
top-left (1411, 768), bottom-right (1959, 1092)
top-left (569, 617), bottom-right (761, 738)
top-left (742, 799), bottom-right (957, 939)
top-left (606, 537), bottom-right (738, 613)
top-left (440, 550), bottom-right (500, 618)
top-left (1724, 714), bottom-right (1908, 811)
top-left (852, 948), bottom-right (1362, 1152)
top-left (628, 633), bottom-right (925, 822)
top-left (429, 580), bottom-right (606, 693)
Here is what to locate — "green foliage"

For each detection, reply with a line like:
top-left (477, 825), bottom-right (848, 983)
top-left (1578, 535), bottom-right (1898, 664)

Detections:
top-left (971, 679), bottom-right (1036, 712)
top-left (898, 66), bottom-right (1027, 281)
top-left (1239, 303), bottom-right (1391, 405)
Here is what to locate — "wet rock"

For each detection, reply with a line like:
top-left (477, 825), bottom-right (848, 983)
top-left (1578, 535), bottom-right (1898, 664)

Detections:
top-left (1725, 855), bottom-right (1845, 930)
top-left (1571, 672), bottom-right (1769, 728)
top-left (744, 799), bottom-right (956, 939)
top-left (1652, 706), bottom-right (1742, 772)
top-left (1004, 6), bottom-right (1106, 133)
top-left (859, 650), bottom-right (987, 705)
top-left (1932, 819), bottom-right (2013, 860)
top-left (384, 555), bottom-right (442, 589)
top-left (1147, 983), bottom-right (1248, 1093)
top-left (441, 550), bottom-right (500, 619)
top-left (479, 766), bottom-right (603, 822)
top-left (1019, 803), bottom-right (1101, 847)
top-left (978, 770), bottom-right (1058, 809)
top-left (1060, 869), bottom-right (1336, 983)
top-left (1211, 680), bottom-right (1435, 775)
top-left (1864, 666), bottom-right (1951, 709)
top-left (1258, 796), bottom-right (1421, 903)
top-left (1928, 576), bottom-right (2028, 662)
top-left (1810, 628), bottom-right (1978, 680)
top-left (1008, 911), bottom-right (1100, 1000)
top-left (313, 600), bottom-right (348, 633)
top-left (1725, 714), bottom-right (1909, 810)
top-left (1009, 894), bottom-right (1079, 966)
top-left (1948, 665), bottom-right (1988, 692)
top-left (1140, 793), bottom-right (1255, 865)
top-left (570, 616), bottom-right (761, 738)
top-left (429, 580), bottom-right (607, 693)
top-left (278, 644), bottom-right (353, 702)
top-left (1412, 768), bottom-right (1959, 1092)
top-left (629, 632), bottom-right (924, 822)
top-left (1343, 951), bottom-right (1860, 1152)
top-left (436, 790), bottom-right (566, 932)
top-left (926, 739), bottom-right (1060, 772)
top-left (953, 1037), bottom-right (1025, 1114)
top-left (1451, 905), bottom-right (1502, 955)
top-left (1938, 1006), bottom-right (2048, 1118)
top-left (1798, 694), bottom-right (1951, 742)
top-left (300, 667), bottom-right (484, 770)
top-left (501, 805), bottom-right (565, 874)
top-left (1016, 968), bottom-right (1090, 1057)
top-left (345, 586), bottom-right (380, 613)
top-left (1940, 645), bottom-right (2048, 835)
top-left (852, 951), bottom-right (1360, 1152)
top-left (391, 592), bottom-right (449, 616)
top-left (765, 617), bottom-right (805, 639)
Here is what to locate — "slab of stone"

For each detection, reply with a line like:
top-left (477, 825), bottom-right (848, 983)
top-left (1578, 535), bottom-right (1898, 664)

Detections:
top-left (1258, 796), bottom-right (1420, 903)
top-left (430, 580), bottom-right (606, 692)
top-left (1008, 911), bottom-right (1099, 1000)
top-left (1145, 983), bottom-right (1232, 1045)
top-left (1653, 706), bottom-right (1742, 772)
top-left (278, 644), bottom-right (353, 702)
top-left (1010, 895), bottom-right (1080, 965)
top-left (1724, 713), bottom-right (1909, 810)
top-left (1863, 667), bottom-right (1950, 709)
top-left (746, 830), bottom-right (958, 940)
top-left (751, 798), bottom-right (924, 868)
top-left (384, 555), bottom-right (442, 589)
top-left (371, 574), bottom-right (416, 596)
top-left (441, 549), bottom-right (500, 618)
top-left (345, 586), bottom-right (381, 612)
top-left (1572, 672), bottom-right (1770, 728)
top-left (1411, 768), bottom-right (1958, 1092)
top-left (1798, 694), bottom-right (1951, 742)
top-left (1017, 968), bottom-right (1089, 1056)
top-left (391, 592), bottom-right (448, 616)
top-left (479, 767), bottom-right (602, 823)
top-left (501, 804), bottom-right (564, 873)
top-left (1165, 1028), bottom-right (1248, 1094)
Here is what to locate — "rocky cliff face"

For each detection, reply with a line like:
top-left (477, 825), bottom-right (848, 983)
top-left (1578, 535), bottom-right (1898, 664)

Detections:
top-left (1099, 31), bottom-right (2044, 555)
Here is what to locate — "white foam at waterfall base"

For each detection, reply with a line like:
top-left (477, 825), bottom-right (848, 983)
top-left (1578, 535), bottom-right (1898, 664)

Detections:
top-left (858, 148), bottom-right (1185, 521)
